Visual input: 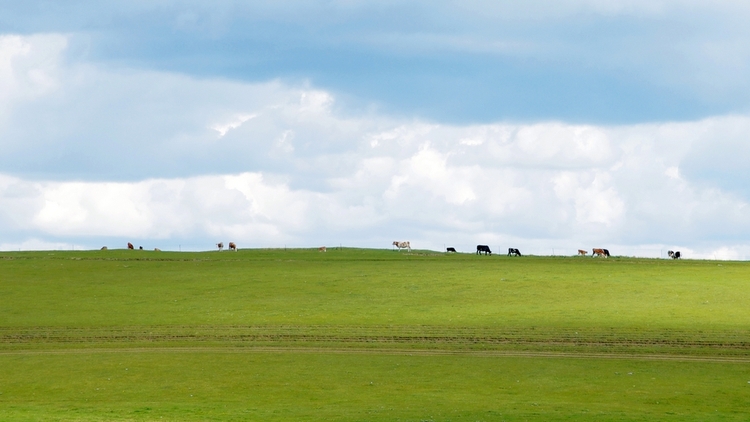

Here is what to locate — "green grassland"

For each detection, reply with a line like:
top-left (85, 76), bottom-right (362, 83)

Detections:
top-left (1, 248), bottom-right (750, 420)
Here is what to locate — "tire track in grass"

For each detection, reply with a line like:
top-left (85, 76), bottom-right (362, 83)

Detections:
top-left (2, 325), bottom-right (750, 350)
top-left (3, 325), bottom-right (750, 362)
top-left (2, 346), bottom-right (750, 363)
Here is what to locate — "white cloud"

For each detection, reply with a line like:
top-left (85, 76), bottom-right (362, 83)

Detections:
top-left (2, 33), bottom-right (750, 257)
top-left (0, 34), bottom-right (66, 115)
top-left (0, 238), bottom-right (85, 252)
top-left (211, 113), bottom-right (257, 137)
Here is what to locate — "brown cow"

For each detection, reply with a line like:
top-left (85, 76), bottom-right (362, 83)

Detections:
top-left (577, 249), bottom-right (588, 256)
top-left (228, 242), bottom-right (237, 251)
top-left (127, 242), bottom-right (134, 250)
top-left (318, 246), bottom-right (327, 252)
top-left (592, 248), bottom-right (610, 258)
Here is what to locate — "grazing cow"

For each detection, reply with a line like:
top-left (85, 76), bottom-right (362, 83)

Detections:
top-left (228, 242), bottom-right (237, 251)
top-left (508, 248), bottom-right (522, 257)
top-left (592, 248), bottom-right (610, 258)
top-left (139, 246), bottom-right (143, 250)
top-left (217, 242), bottom-right (224, 251)
top-left (446, 247), bottom-right (457, 253)
top-left (668, 250), bottom-right (681, 259)
top-left (476, 245), bottom-right (492, 255)
top-left (100, 246), bottom-right (108, 251)
top-left (577, 249), bottom-right (587, 256)
top-left (393, 241), bottom-right (411, 251)
top-left (154, 248), bottom-right (161, 252)
top-left (127, 242), bottom-right (134, 250)
top-left (319, 246), bottom-right (327, 252)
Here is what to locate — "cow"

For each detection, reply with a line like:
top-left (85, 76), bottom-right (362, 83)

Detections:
top-left (508, 248), bottom-right (522, 257)
top-left (319, 246), bottom-right (327, 252)
top-left (476, 245), bottom-right (492, 255)
top-left (577, 249), bottom-right (587, 256)
top-left (127, 242), bottom-right (134, 250)
top-left (393, 241), bottom-right (411, 251)
top-left (154, 248), bottom-right (161, 252)
top-left (139, 246), bottom-right (143, 250)
top-left (592, 248), bottom-right (610, 258)
top-left (668, 250), bottom-right (681, 259)
top-left (217, 242), bottom-right (224, 251)
top-left (228, 242), bottom-right (237, 251)
top-left (100, 246), bottom-right (108, 251)
top-left (446, 247), bottom-right (457, 253)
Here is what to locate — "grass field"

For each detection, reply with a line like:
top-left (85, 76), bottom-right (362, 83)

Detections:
top-left (1, 248), bottom-right (750, 420)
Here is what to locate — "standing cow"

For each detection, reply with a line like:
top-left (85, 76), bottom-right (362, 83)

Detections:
top-left (446, 247), bottom-right (457, 253)
top-left (217, 242), bottom-right (224, 251)
top-left (476, 245), bottom-right (492, 255)
top-left (127, 242), bottom-right (134, 250)
top-left (507, 248), bottom-right (522, 256)
top-left (228, 242), bottom-right (237, 251)
top-left (668, 250), bottom-right (681, 259)
top-left (393, 241), bottom-right (411, 251)
top-left (592, 248), bottom-right (610, 258)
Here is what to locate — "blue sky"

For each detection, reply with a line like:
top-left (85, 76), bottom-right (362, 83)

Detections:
top-left (2, 1), bottom-right (750, 258)
top-left (5, 1), bottom-right (749, 124)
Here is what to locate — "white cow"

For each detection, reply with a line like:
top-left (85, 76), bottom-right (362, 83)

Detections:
top-left (392, 241), bottom-right (411, 251)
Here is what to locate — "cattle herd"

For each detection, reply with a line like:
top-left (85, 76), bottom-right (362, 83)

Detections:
top-left (111, 240), bottom-right (682, 259)
top-left (216, 242), bottom-right (237, 251)
top-left (104, 242), bottom-right (240, 252)
top-left (473, 246), bottom-right (521, 256)
top-left (395, 241), bottom-right (683, 259)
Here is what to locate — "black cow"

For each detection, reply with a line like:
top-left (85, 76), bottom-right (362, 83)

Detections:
top-left (446, 247), bottom-right (457, 253)
top-left (508, 248), bottom-right (522, 256)
top-left (476, 245), bottom-right (492, 255)
top-left (668, 250), bottom-right (681, 259)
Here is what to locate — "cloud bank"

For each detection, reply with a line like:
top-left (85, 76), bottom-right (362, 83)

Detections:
top-left (2, 33), bottom-right (750, 259)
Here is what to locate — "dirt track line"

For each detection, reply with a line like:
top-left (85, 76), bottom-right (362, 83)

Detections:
top-left (2, 346), bottom-right (750, 363)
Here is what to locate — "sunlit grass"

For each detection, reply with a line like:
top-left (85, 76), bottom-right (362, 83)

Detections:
top-left (1, 248), bottom-right (749, 420)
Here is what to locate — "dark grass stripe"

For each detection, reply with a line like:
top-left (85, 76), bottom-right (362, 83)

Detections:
top-left (3, 325), bottom-right (750, 355)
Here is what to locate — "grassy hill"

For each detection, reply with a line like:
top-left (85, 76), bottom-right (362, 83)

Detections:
top-left (1, 248), bottom-right (749, 420)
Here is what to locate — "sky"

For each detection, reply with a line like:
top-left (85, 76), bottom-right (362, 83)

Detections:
top-left (2, 1), bottom-right (750, 258)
